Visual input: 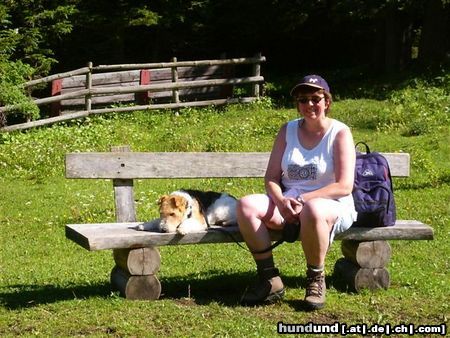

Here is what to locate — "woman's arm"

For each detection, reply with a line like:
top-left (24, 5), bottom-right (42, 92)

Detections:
top-left (264, 124), bottom-right (285, 202)
top-left (264, 124), bottom-right (302, 222)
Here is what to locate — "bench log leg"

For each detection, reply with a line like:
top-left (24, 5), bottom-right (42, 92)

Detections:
top-left (111, 247), bottom-right (162, 300)
top-left (334, 240), bottom-right (391, 292)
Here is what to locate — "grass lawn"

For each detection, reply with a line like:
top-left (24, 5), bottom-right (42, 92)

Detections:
top-left (0, 96), bottom-right (449, 336)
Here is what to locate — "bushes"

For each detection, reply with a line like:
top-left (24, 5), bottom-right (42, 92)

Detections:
top-left (332, 99), bottom-right (392, 130)
top-left (387, 80), bottom-right (449, 136)
top-left (333, 73), bottom-right (450, 136)
top-left (0, 60), bottom-right (40, 124)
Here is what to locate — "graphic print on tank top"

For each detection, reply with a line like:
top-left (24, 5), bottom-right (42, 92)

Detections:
top-left (287, 163), bottom-right (318, 180)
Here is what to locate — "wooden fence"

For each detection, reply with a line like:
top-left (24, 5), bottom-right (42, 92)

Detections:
top-left (0, 54), bottom-right (265, 132)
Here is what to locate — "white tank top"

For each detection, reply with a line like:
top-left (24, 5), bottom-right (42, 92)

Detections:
top-left (281, 118), bottom-right (356, 212)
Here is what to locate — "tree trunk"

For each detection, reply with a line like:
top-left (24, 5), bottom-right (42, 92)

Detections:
top-left (384, 6), bottom-right (414, 73)
top-left (418, 0), bottom-right (449, 69)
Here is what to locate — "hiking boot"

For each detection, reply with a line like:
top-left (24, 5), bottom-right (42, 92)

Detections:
top-left (241, 269), bottom-right (285, 306)
top-left (304, 269), bottom-right (326, 310)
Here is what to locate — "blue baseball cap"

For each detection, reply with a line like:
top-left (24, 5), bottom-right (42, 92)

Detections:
top-left (290, 75), bottom-right (330, 96)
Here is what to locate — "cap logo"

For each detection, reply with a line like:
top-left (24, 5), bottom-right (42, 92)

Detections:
top-left (309, 78), bottom-right (318, 83)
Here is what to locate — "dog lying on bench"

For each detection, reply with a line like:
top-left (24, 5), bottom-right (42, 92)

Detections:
top-left (137, 189), bottom-right (237, 235)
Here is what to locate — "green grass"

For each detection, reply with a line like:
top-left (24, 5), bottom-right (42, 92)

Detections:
top-left (1, 87), bottom-right (449, 337)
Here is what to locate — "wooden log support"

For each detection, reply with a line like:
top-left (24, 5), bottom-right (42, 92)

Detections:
top-left (335, 240), bottom-right (392, 292)
top-left (113, 247), bottom-right (161, 275)
top-left (110, 266), bottom-right (161, 300)
top-left (113, 179), bottom-right (137, 222)
top-left (341, 240), bottom-right (391, 268)
top-left (109, 146), bottom-right (162, 300)
top-left (334, 258), bottom-right (390, 292)
top-left (111, 146), bottom-right (136, 223)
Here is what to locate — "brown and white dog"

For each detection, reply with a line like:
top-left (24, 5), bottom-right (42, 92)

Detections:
top-left (137, 189), bottom-right (237, 235)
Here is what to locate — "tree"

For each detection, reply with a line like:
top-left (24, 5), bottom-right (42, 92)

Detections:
top-left (3, 0), bottom-right (79, 76)
top-left (0, 1), bottom-right (78, 124)
top-left (418, 0), bottom-right (449, 69)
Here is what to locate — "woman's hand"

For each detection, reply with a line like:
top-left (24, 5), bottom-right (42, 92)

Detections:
top-left (278, 197), bottom-right (303, 224)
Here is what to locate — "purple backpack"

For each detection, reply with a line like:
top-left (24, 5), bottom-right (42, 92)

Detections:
top-left (352, 142), bottom-right (396, 227)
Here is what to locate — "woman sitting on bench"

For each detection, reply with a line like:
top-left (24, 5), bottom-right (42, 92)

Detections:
top-left (237, 75), bottom-right (357, 310)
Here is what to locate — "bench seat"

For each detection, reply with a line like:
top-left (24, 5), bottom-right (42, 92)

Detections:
top-left (66, 221), bottom-right (433, 251)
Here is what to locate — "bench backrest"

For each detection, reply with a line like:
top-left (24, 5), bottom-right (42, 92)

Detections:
top-left (65, 149), bottom-right (410, 222)
top-left (65, 151), bottom-right (410, 179)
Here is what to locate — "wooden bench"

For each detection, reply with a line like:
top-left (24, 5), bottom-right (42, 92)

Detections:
top-left (65, 147), bottom-right (433, 300)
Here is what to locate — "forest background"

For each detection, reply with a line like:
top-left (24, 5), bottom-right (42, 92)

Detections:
top-left (0, 0), bottom-right (449, 124)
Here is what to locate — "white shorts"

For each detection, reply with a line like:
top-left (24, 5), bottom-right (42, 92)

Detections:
top-left (283, 188), bottom-right (355, 244)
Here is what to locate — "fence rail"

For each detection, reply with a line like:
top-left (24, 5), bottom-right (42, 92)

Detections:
top-left (1, 54), bottom-right (265, 132)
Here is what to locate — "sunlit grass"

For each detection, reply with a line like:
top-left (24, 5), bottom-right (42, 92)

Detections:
top-left (1, 92), bottom-right (449, 336)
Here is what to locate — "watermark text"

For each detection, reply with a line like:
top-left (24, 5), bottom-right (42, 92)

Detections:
top-left (277, 321), bottom-right (447, 336)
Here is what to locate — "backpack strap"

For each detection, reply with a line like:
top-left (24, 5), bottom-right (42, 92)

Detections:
top-left (248, 222), bottom-right (301, 254)
top-left (210, 222), bottom-right (300, 254)
top-left (355, 141), bottom-right (371, 153)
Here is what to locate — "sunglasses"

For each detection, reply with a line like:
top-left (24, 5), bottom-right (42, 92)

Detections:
top-left (295, 96), bottom-right (325, 104)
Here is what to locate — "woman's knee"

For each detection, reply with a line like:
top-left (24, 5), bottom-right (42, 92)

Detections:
top-left (237, 194), bottom-right (265, 227)
top-left (237, 194), bottom-right (277, 228)
top-left (301, 199), bottom-right (320, 220)
top-left (237, 195), bottom-right (257, 219)
top-left (300, 198), bottom-right (332, 229)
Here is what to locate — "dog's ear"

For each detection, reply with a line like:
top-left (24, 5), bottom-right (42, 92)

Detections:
top-left (172, 196), bottom-right (186, 209)
top-left (158, 195), bottom-right (169, 206)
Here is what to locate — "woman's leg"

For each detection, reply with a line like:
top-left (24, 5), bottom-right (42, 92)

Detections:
top-left (299, 198), bottom-right (340, 310)
top-left (300, 198), bottom-right (338, 266)
top-left (237, 193), bottom-right (283, 259)
top-left (236, 194), bottom-right (285, 305)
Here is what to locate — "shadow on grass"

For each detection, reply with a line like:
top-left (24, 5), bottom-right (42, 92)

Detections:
top-left (159, 270), bottom-right (254, 306)
top-left (1, 271), bottom-right (345, 310)
top-left (158, 270), bottom-right (337, 307)
top-left (0, 282), bottom-right (112, 310)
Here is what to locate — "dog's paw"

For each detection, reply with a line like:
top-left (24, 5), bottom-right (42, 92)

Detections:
top-left (161, 223), bottom-right (178, 233)
top-left (176, 218), bottom-right (207, 235)
top-left (176, 227), bottom-right (188, 236)
top-left (136, 219), bottom-right (162, 232)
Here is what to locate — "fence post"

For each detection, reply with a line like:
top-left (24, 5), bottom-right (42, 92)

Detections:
top-left (252, 52), bottom-right (261, 97)
top-left (85, 62), bottom-right (93, 111)
top-left (50, 79), bottom-right (63, 116)
top-left (220, 53), bottom-right (234, 98)
top-left (171, 57), bottom-right (180, 104)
